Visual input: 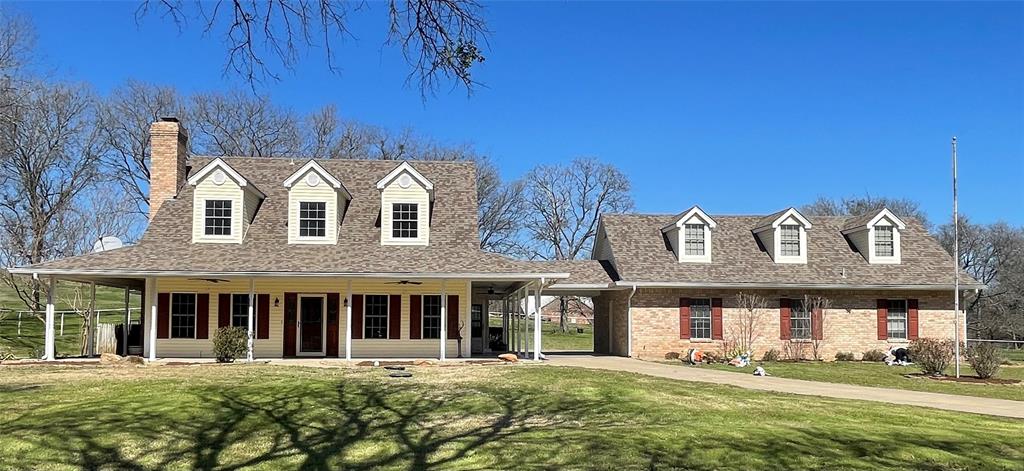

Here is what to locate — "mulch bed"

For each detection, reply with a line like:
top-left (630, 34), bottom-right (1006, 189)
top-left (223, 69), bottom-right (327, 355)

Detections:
top-left (904, 373), bottom-right (1021, 385)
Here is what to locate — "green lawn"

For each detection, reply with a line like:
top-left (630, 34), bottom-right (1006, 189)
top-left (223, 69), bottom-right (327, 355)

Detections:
top-left (1, 282), bottom-right (140, 358)
top-left (541, 322), bottom-right (593, 351)
top-left (696, 360), bottom-right (1024, 402)
top-left (0, 364), bottom-right (1021, 470)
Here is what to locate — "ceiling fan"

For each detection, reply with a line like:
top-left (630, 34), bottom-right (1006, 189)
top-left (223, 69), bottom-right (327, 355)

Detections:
top-left (189, 278), bottom-right (231, 284)
top-left (386, 280), bottom-right (423, 285)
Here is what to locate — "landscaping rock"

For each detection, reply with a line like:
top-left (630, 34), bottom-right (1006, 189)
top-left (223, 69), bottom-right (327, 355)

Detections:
top-left (123, 355), bottom-right (146, 365)
top-left (100, 353), bottom-right (123, 364)
top-left (498, 353), bottom-right (518, 363)
top-left (413, 359), bottom-right (434, 367)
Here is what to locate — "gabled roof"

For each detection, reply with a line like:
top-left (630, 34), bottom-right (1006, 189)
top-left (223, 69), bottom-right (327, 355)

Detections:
top-left (283, 160), bottom-right (352, 200)
top-left (753, 207), bottom-right (812, 233)
top-left (842, 208), bottom-right (907, 233)
top-left (376, 161), bottom-right (434, 197)
top-left (186, 157), bottom-right (265, 197)
top-left (599, 212), bottom-right (982, 289)
top-left (660, 205), bottom-right (717, 233)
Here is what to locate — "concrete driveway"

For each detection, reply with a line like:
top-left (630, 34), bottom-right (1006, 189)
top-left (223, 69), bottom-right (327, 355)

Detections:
top-left (547, 354), bottom-right (1024, 419)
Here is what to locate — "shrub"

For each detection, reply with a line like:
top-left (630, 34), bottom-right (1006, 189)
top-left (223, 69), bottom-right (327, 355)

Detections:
top-left (861, 349), bottom-right (887, 362)
top-left (782, 341), bottom-right (807, 361)
top-left (702, 351), bottom-right (722, 364)
top-left (761, 348), bottom-right (780, 362)
top-left (212, 327), bottom-right (248, 363)
top-left (834, 352), bottom-right (855, 362)
top-left (909, 338), bottom-right (957, 376)
top-left (967, 343), bottom-right (1003, 379)
top-left (664, 351), bottom-right (681, 361)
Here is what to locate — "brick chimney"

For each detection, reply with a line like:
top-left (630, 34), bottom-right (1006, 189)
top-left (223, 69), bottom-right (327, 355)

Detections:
top-left (149, 117), bottom-right (188, 221)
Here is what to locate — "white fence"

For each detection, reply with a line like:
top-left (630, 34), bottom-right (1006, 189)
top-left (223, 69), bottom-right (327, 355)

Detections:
top-left (1, 307), bottom-right (141, 336)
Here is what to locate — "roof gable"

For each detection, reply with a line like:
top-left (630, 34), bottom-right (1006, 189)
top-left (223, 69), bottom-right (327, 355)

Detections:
top-left (376, 161), bottom-right (434, 198)
top-left (753, 207), bottom-right (812, 232)
top-left (187, 158), bottom-right (265, 197)
top-left (661, 205), bottom-right (717, 232)
top-left (842, 208), bottom-right (907, 233)
top-left (283, 160), bottom-right (352, 200)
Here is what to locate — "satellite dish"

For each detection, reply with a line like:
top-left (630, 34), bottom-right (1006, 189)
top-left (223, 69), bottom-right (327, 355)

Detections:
top-left (93, 236), bottom-right (124, 252)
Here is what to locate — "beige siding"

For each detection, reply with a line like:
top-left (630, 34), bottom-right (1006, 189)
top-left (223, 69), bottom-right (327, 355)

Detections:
top-left (191, 176), bottom-right (245, 244)
top-left (848, 229), bottom-right (869, 261)
top-left (243, 186), bottom-right (261, 236)
top-left (380, 175), bottom-right (430, 246)
top-left (148, 277), bottom-right (471, 359)
top-left (287, 168), bottom-right (342, 244)
top-left (758, 228), bottom-right (776, 260)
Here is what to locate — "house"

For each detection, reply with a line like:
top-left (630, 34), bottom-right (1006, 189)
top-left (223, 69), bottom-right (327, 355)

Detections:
top-left (11, 118), bottom-right (980, 362)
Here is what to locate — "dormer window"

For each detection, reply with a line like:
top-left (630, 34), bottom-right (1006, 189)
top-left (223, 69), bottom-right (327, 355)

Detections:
top-left (662, 206), bottom-right (716, 263)
top-left (780, 224), bottom-right (801, 256)
top-left (841, 208), bottom-right (906, 264)
top-left (284, 160), bottom-right (350, 245)
top-left (875, 226), bottom-right (894, 257)
top-left (392, 203), bottom-right (419, 238)
top-left (204, 200), bottom-right (233, 236)
top-left (298, 202), bottom-right (327, 238)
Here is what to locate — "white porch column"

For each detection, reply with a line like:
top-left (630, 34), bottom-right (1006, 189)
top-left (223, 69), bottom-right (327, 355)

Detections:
top-left (86, 281), bottom-right (96, 356)
top-left (345, 279), bottom-right (353, 361)
top-left (439, 279), bottom-right (448, 360)
top-left (534, 280), bottom-right (543, 361)
top-left (122, 288), bottom-right (131, 356)
top-left (147, 278), bottom-right (157, 361)
top-left (521, 287), bottom-right (528, 357)
top-left (246, 278), bottom-right (255, 362)
top-left (43, 276), bottom-right (56, 361)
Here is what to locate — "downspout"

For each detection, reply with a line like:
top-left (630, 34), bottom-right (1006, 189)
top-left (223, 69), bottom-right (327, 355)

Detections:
top-left (626, 284), bottom-right (637, 358)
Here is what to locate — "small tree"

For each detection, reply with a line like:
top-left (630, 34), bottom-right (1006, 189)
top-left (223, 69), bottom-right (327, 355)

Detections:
top-left (909, 338), bottom-right (956, 376)
top-left (803, 295), bottom-right (832, 361)
top-left (212, 327), bottom-right (248, 363)
top-left (731, 292), bottom-right (768, 355)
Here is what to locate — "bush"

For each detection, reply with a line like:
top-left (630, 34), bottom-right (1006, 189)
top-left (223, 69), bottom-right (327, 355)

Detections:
top-left (702, 351), bottom-right (722, 364)
top-left (664, 351), bottom-right (681, 361)
top-left (967, 343), bottom-right (1003, 379)
top-left (909, 338), bottom-right (957, 376)
top-left (861, 349), bottom-right (887, 362)
top-left (761, 348), bottom-right (780, 362)
top-left (834, 352), bottom-right (855, 362)
top-left (212, 327), bottom-right (248, 363)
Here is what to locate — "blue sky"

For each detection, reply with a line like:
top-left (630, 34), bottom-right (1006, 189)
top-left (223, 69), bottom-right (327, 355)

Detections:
top-left (15, 1), bottom-right (1024, 225)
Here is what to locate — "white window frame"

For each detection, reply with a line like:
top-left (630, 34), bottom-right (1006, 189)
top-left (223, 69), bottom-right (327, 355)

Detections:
top-left (779, 224), bottom-right (801, 257)
top-left (887, 299), bottom-right (908, 341)
top-left (363, 294), bottom-right (390, 340)
top-left (391, 203), bottom-right (419, 239)
top-left (297, 201), bottom-right (328, 239)
top-left (789, 299), bottom-right (811, 340)
top-left (170, 292), bottom-right (198, 340)
top-left (869, 223), bottom-right (902, 264)
top-left (421, 294), bottom-right (443, 340)
top-left (689, 298), bottom-right (712, 340)
top-left (683, 224), bottom-right (706, 256)
top-left (203, 199), bottom-right (234, 238)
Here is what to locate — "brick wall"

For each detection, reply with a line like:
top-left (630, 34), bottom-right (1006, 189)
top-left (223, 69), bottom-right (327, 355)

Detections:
top-left (620, 288), bottom-right (961, 361)
top-left (593, 290), bottom-right (630, 355)
top-left (149, 118), bottom-right (188, 221)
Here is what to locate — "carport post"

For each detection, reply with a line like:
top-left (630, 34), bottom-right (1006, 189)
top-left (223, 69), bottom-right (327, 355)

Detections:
top-left (147, 278), bottom-right (157, 361)
top-left (86, 281), bottom-right (96, 356)
top-left (534, 279), bottom-right (543, 361)
top-left (43, 275), bottom-right (56, 361)
top-left (122, 287), bottom-right (130, 356)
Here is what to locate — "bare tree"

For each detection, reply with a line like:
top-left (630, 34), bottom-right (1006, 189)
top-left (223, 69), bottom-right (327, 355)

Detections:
top-left (524, 157), bottom-right (633, 331)
top-left (731, 292), bottom-right (769, 355)
top-left (137, 0), bottom-right (488, 95)
top-left (477, 158), bottom-right (526, 256)
top-left (189, 90), bottom-right (303, 157)
top-left (804, 295), bottom-right (833, 361)
top-left (802, 195), bottom-right (931, 230)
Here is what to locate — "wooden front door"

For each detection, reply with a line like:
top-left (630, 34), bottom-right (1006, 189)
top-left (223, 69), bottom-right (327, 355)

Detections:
top-left (298, 295), bottom-right (326, 355)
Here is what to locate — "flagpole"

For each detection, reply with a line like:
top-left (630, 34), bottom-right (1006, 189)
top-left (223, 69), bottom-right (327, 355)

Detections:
top-left (952, 136), bottom-right (961, 378)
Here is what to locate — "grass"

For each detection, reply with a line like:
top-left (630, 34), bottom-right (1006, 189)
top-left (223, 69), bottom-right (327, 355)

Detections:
top-left (1, 364), bottom-right (1022, 470)
top-left (541, 322), bottom-right (593, 351)
top-left (697, 360), bottom-right (1024, 402)
top-left (1, 282), bottom-right (141, 358)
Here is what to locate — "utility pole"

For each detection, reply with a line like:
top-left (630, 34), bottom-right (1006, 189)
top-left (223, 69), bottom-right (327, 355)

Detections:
top-left (952, 137), bottom-right (961, 378)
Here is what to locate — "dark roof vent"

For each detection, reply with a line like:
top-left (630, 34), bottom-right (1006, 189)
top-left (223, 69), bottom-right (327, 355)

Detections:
top-left (159, 116), bottom-right (180, 123)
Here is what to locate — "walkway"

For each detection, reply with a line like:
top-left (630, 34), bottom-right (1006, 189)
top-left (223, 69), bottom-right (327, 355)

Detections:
top-left (547, 354), bottom-right (1024, 419)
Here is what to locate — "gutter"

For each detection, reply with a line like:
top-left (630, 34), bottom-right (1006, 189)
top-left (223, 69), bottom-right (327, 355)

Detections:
top-left (7, 267), bottom-right (571, 281)
top-left (612, 280), bottom-right (986, 291)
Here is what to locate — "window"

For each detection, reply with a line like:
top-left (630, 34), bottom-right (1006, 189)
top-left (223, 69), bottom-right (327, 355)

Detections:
top-left (790, 299), bottom-right (811, 340)
top-left (887, 299), bottom-right (908, 340)
top-left (204, 200), bottom-right (232, 236)
top-left (422, 295), bottom-right (442, 339)
top-left (875, 226), bottom-right (894, 257)
top-left (299, 201), bottom-right (327, 237)
top-left (780, 224), bottom-right (801, 256)
top-left (689, 298), bottom-right (712, 339)
top-left (364, 295), bottom-right (389, 339)
top-left (231, 294), bottom-right (256, 331)
top-left (170, 293), bottom-right (196, 339)
top-left (392, 203), bottom-right (418, 238)
top-left (684, 224), bottom-right (705, 256)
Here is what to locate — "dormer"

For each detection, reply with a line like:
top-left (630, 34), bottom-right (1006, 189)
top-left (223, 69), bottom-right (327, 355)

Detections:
top-left (752, 208), bottom-right (812, 264)
top-left (283, 160), bottom-right (352, 245)
top-left (188, 158), bottom-right (264, 244)
top-left (841, 208), bottom-right (906, 264)
top-left (376, 162), bottom-right (433, 246)
top-left (661, 206), bottom-right (717, 263)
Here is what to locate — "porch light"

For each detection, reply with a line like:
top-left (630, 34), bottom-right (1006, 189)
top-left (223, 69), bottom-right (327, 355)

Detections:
top-left (274, 297), bottom-right (280, 307)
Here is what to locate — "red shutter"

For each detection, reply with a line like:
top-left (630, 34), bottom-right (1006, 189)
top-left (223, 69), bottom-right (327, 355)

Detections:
top-left (389, 295), bottom-right (402, 340)
top-left (779, 298), bottom-right (791, 340)
top-left (711, 298), bottom-right (724, 340)
top-left (218, 293), bottom-right (231, 328)
top-left (812, 308), bottom-right (823, 340)
top-left (283, 293), bottom-right (297, 356)
top-left (196, 293), bottom-right (210, 339)
top-left (157, 293), bottom-right (170, 339)
top-left (907, 299), bottom-right (919, 340)
top-left (351, 295), bottom-right (364, 340)
top-left (326, 293), bottom-right (340, 357)
top-left (679, 298), bottom-right (691, 339)
top-left (877, 299), bottom-right (888, 340)
top-left (447, 295), bottom-right (460, 339)
top-left (409, 295), bottom-right (422, 340)
top-left (256, 294), bottom-right (270, 339)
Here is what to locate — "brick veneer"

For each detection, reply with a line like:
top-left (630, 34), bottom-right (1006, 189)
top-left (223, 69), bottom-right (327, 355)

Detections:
top-left (595, 288), bottom-right (963, 361)
top-left (149, 118), bottom-right (188, 221)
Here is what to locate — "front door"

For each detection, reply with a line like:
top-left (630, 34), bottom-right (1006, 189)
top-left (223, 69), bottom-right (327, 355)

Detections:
top-left (298, 295), bottom-right (325, 356)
